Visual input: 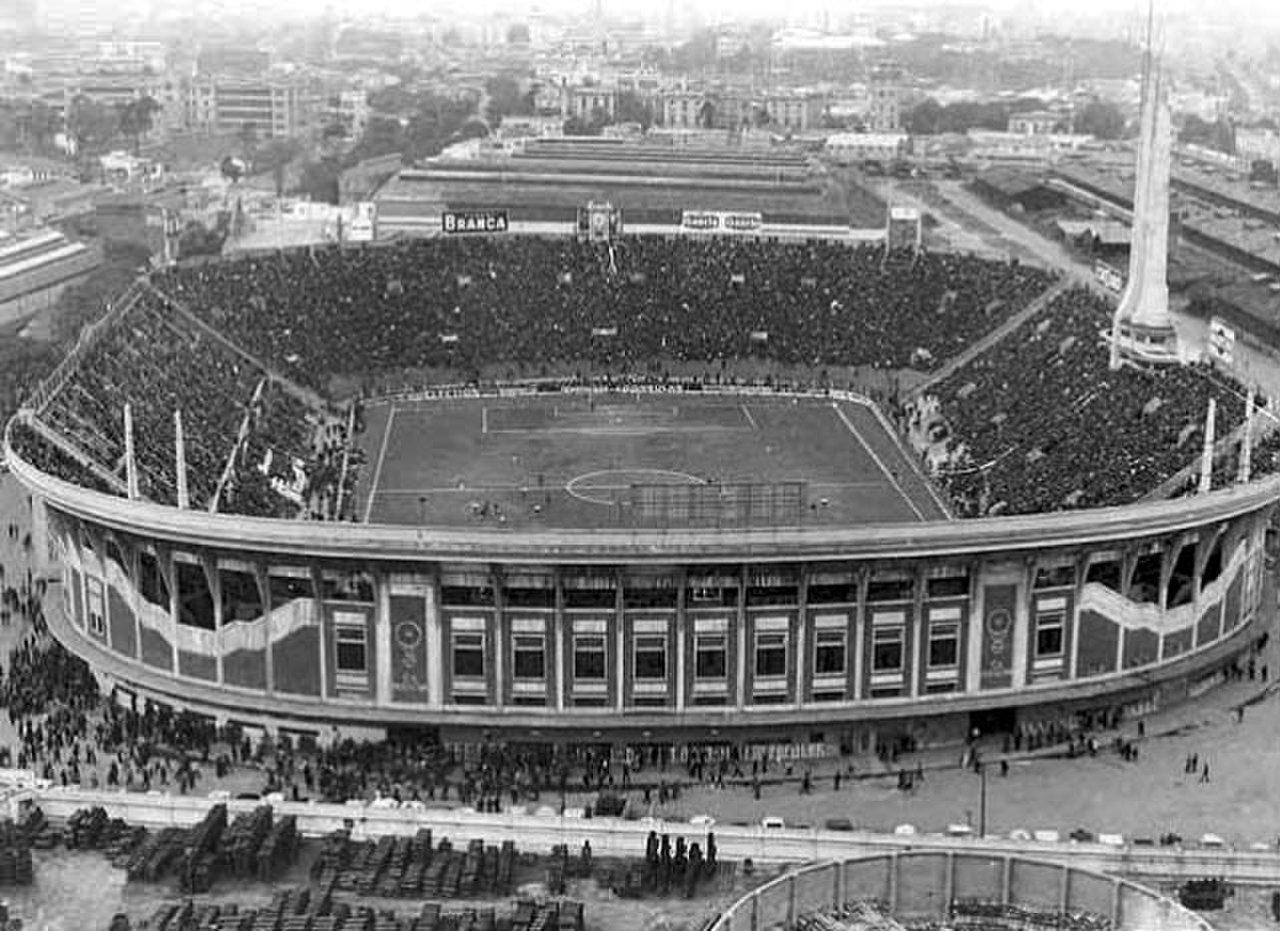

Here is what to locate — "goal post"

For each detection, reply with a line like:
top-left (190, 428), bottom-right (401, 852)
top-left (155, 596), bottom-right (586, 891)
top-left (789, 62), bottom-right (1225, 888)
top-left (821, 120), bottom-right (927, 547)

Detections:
top-left (628, 481), bottom-right (807, 528)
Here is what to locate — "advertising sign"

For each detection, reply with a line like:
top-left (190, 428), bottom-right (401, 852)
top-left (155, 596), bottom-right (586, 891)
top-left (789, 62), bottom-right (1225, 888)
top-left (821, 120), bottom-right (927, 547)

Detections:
top-left (680, 211), bottom-right (763, 234)
top-left (1094, 259), bottom-right (1125, 294)
top-left (442, 210), bottom-right (509, 234)
top-left (1209, 317), bottom-right (1236, 365)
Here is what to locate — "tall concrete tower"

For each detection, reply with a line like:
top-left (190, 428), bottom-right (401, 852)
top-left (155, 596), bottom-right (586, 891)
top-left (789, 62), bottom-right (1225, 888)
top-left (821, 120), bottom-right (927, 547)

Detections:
top-left (1110, 6), bottom-right (1179, 368)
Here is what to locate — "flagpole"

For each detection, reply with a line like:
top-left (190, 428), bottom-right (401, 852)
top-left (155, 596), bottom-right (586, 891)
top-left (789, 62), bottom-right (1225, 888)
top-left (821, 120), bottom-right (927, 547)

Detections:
top-left (1198, 398), bottom-right (1216, 495)
top-left (123, 403), bottom-right (139, 500)
top-left (1238, 389), bottom-right (1255, 486)
top-left (175, 408), bottom-right (190, 509)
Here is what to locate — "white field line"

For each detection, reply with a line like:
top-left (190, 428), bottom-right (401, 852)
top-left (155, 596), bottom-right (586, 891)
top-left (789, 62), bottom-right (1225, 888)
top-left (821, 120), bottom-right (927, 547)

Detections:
top-left (363, 403), bottom-right (397, 523)
top-left (832, 402), bottom-right (926, 522)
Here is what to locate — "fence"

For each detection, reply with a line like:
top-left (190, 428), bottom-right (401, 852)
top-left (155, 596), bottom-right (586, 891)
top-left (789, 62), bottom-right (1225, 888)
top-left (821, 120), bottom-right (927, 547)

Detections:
top-left (709, 853), bottom-right (1214, 931)
top-left (14, 785), bottom-right (1280, 889)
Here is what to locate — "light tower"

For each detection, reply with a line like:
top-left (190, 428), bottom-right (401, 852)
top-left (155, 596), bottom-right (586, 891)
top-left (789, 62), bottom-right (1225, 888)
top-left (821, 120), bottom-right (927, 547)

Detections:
top-left (1110, 4), bottom-right (1179, 368)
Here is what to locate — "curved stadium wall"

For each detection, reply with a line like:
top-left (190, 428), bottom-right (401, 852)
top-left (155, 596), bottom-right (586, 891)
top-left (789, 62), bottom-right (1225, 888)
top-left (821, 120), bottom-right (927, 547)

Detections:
top-left (4, 397), bottom-right (1275, 752)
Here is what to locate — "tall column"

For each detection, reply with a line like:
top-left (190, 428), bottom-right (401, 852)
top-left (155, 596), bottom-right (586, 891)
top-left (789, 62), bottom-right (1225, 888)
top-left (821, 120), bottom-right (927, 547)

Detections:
top-left (615, 583), bottom-right (626, 711)
top-left (736, 566), bottom-right (748, 709)
top-left (258, 561), bottom-right (274, 695)
top-left (1112, 8), bottom-right (1177, 366)
top-left (160, 545), bottom-right (178, 675)
top-left (375, 572), bottom-right (392, 706)
top-left (795, 570), bottom-right (807, 710)
top-left (675, 577), bottom-right (686, 713)
top-left (554, 576), bottom-right (566, 712)
top-left (312, 565), bottom-right (327, 699)
top-left (208, 556), bottom-right (223, 686)
top-left (911, 566), bottom-right (926, 697)
top-left (129, 541), bottom-right (144, 667)
top-left (426, 572), bottom-right (443, 708)
top-left (492, 569), bottom-right (504, 710)
top-left (966, 569), bottom-right (985, 694)
top-left (854, 568), bottom-right (869, 701)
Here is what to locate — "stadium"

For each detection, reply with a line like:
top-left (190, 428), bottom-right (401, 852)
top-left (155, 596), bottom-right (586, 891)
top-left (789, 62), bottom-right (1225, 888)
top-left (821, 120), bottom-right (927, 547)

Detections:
top-left (2, 218), bottom-right (1278, 757)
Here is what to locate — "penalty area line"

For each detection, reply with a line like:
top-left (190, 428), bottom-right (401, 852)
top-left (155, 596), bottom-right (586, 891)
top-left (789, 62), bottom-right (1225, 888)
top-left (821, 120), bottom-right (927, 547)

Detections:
top-left (363, 403), bottom-right (397, 523)
top-left (832, 403), bottom-right (926, 523)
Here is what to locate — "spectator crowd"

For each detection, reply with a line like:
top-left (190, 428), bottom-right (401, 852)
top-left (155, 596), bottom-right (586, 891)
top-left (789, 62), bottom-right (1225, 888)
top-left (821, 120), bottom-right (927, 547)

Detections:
top-left (10, 289), bottom-right (353, 521)
top-left (155, 238), bottom-right (1053, 387)
top-left (7, 237), bottom-right (1272, 520)
top-left (925, 286), bottom-right (1256, 516)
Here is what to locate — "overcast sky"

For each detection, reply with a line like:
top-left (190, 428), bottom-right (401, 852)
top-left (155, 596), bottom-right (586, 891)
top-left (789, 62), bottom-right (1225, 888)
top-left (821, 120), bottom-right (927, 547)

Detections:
top-left (26, 0), bottom-right (1280, 33)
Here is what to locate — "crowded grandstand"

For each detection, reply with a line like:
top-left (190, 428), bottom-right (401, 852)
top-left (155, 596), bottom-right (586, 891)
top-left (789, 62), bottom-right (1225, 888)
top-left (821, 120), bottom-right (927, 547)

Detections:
top-left (6, 235), bottom-right (1270, 523)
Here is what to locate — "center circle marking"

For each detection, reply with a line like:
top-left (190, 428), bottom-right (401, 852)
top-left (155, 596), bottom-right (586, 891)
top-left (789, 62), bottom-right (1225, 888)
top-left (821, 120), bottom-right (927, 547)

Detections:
top-left (566, 469), bottom-right (706, 506)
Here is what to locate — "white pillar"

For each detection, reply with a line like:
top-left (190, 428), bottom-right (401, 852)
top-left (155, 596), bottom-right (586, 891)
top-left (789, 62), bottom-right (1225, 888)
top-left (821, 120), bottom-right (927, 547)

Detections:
top-left (1199, 398), bottom-right (1217, 495)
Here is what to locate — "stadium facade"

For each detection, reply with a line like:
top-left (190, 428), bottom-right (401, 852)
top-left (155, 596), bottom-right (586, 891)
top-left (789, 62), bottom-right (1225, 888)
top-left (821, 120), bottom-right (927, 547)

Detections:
top-left (5, 401), bottom-right (1275, 753)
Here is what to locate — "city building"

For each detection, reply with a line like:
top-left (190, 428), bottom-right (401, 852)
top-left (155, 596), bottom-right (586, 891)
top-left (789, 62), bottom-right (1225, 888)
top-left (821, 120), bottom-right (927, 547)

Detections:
top-left (762, 92), bottom-right (824, 134)
top-left (563, 85), bottom-right (618, 124)
top-left (186, 77), bottom-right (307, 138)
top-left (867, 61), bottom-right (904, 133)
top-left (660, 89), bottom-right (709, 130)
top-left (0, 227), bottom-right (101, 326)
top-left (327, 90), bottom-right (370, 140)
top-left (0, 156), bottom-right (75, 189)
top-left (1008, 110), bottom-right (1066, 136)
top-left (1234, 126), bottom-right (1280, 169)
top-left (824, 132), bottom-right (908, 164)
top-left (496, 115), bottom-right (566, 141)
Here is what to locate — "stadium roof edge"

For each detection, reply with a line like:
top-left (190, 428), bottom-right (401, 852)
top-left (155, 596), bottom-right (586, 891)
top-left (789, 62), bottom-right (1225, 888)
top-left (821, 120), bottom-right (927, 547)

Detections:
top-left (8, 426), bottom-right (1280, 565)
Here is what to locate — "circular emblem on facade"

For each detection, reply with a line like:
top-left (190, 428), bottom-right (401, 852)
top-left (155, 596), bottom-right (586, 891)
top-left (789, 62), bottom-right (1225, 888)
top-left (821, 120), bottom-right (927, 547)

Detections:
top-left (395, 621), bottom-right (422, 649)
top-left (986, 608), bottom-right (1012, 636)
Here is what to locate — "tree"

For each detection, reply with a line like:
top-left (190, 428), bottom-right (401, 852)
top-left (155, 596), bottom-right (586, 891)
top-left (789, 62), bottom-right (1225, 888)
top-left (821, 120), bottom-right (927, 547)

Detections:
top-left (615, 91), bottom-right (654, 130)
top-left (113, 96), bottom-right (160, 154)
top-left (8, 99), bottom-right (62, 154)
top-left (297, 158), bottom-right (341, 204)
top-left (1179, 114), bottom-right (1236, 154)
top-left (485, 74), bottom-right (535, 124)
top-left (237, 121), bottom-right (259, 154)
top-left (66, 95), bottom-right (119, 158)
top-left (353, 115), bottom-right (406, 161)
top-left (904, 98), bottom-right (944, 135)
top-left (220, 154), bottom-right (247, 183)
top-left (253, 137), bottom-right (303, 196)
top-left (115, 96), bottom-right (160, 155)
top-left (455, 118), bottom-right (490, 142)
top-left (1073, 100), bottom-right (1125, 140)
top-left (563, 115), bottom-right (600, 136)
top-left (177, 220), bottom-right (226, 260)
top-left (698, 99), bottom-right (716, 129)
